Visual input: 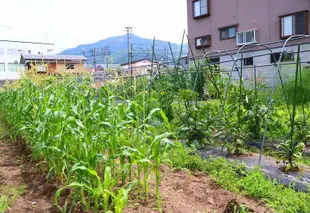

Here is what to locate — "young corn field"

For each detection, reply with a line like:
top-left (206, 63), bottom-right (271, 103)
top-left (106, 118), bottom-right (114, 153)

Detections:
top-left (1, 58), bottom-right (310, 212)
top-left (0, 75), bottom-right (183, 213)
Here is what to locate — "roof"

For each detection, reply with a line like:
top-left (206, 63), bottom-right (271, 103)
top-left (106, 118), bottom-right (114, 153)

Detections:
top-left (21, 54), bottom-right (88, 63)
top-left (120, 58), bottom-right (154, 66)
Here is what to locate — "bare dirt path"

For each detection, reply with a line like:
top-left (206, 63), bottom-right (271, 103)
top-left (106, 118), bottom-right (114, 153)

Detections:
top-left (0, 140), bottom-right (59, 213)
top-left (125, 166), bottom-right (272, 213)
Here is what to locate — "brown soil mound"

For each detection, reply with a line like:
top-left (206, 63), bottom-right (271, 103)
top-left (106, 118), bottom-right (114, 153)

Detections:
top-left (0, 140), bottom-right (272, 213)
top-left (0, 141), bottom-right (59, 213)
top-left (125, 167), bottom-right (272, 213)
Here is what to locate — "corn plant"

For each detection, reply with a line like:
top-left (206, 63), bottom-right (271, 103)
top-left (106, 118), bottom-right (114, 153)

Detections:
top-left (0, 73), bottom-right (184, 213)
top-left (0, 185), bottom-right (26, 212)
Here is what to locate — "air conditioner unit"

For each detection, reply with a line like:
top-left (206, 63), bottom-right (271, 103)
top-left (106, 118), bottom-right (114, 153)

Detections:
top-left (236, 30), bottom-right (257, 46)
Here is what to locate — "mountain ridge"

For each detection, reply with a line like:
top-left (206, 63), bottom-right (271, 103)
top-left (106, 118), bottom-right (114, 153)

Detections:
top-left (59, 34), bottom-right (188, 65)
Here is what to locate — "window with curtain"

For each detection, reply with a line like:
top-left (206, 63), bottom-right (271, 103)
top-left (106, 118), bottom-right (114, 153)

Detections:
top-left (193, 0), bottom-right (209, 18)
top-left (236, 30), bottom-right (257, 45)
top-left (219, 26), bottom-right (237, 40)
top-left (281, 11), bottom-right (308, 38)
top-left (195, 35), bottom-right (211, 48)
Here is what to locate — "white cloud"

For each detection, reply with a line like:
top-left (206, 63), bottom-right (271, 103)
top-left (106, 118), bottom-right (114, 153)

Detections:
top-left (0, 0), bottom-right (187, 53)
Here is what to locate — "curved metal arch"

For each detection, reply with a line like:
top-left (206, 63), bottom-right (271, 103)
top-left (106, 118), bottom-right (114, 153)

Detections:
top-left (191, 50), bottom-right (236, 95)
top-left (216, 42), bottom-right (280, 156)
top-left (220, 43), bottom-right (279, 118)
top-left (258, 34), bottom-right (310, 165)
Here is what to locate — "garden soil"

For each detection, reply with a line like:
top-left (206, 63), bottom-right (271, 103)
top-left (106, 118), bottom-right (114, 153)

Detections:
top-left (125, 166), bottom-right (272, 213)
top-left (0, 140), bottom-right (59, 213)
top-left (0, 140), bottom-right (272, 213)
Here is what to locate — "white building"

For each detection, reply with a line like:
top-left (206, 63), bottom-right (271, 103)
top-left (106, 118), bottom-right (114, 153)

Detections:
top-left (0, 40), bottom-right (55, 80)
top-left (121, 59), bottom-right (158, 76)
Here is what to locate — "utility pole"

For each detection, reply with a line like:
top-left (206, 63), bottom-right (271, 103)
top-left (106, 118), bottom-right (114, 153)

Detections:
top-left (163, 48), bottom-right (167, 62)
top-left (104, 46), bottom-right (110, 69)
top-left (91, 48), bottom-right (97, 70)
top-left (130, 43), bottom-right (133, 76)
top-left (125, 26), bottom-right (133, 86)
top-left (82, 49), bottom-right (89, 69)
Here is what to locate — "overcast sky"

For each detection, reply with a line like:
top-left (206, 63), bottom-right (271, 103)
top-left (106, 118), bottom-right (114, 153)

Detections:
top-left (0, 0), bottom-right (187, 53)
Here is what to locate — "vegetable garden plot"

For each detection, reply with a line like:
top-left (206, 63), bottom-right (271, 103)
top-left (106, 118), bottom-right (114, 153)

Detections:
top-left (0, 35), bottom-right (310, 212)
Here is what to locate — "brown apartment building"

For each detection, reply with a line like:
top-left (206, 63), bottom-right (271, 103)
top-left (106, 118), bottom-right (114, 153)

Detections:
top-left (187, 0), bottom-right (310, 82)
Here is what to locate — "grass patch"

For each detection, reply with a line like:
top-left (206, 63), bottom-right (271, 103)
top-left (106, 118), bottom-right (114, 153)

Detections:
top-left (0, 123), bottom-right (4, 140)
top-left (207, 99), bottom-right (221, 106)
top-left (301, 156), bottom-right (310, 167)
top-left (170, 148), bottom-right (310, 213)
top-left (0, 185), bottom-right (26, 212)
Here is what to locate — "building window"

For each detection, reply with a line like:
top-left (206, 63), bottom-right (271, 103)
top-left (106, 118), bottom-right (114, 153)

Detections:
top-left (0, 63), bottom-right (5, 72)
top-left (208, 57), bottom-right (220, 71)
top-left (8, 49), bottom-right (18, 55)
top-left (28, 50), bottom-right (31, 54)
top-left (270, 52), bottom-right (294, 63)
top-left (236, 30), bottom-right (257, 45)
top-left (243, 57), bottom-right (254, 66)
top-left (36, 64), bottom-right (47, 72)
top-left (219, 26), bottom-right (237, 40)
top-left (280, 11), bottom-right (308, 39)
top-left (66, 64), bottom-right (75, 69)
top-left (0, 48), bottom-right (4, 55)
top-left (8, 63), bottom-right (24, 72)
top-left (193, 0), bottom-right (209, 18)
top-left (209, 57), bottom-right (220, 64)
top-left (8, 63), bottom-right (18, 72)
top-left (195, 35), bottom-right (211, 48)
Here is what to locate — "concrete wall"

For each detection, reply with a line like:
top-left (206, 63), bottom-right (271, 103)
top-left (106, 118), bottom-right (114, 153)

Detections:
top-left (207, 43), bottom-right (310, 87)
top-left (187, 0), bottom-right (310, 57)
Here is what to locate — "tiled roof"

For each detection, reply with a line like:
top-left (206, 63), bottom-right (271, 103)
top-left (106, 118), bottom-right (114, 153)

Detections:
top-left (21, 54), bottom-right (88, 62)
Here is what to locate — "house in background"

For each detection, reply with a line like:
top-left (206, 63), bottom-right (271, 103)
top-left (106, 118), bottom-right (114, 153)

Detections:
top-left (187, 0), bottom-right (310, 80)
top-left (21, 54), bottom-right (88, 74)
top-left (0, 40), bottom-right (55, 80)
top-left (95, 64), bottom-right (120, 72)
top-left (121, 58), bottom-right (157, 76)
